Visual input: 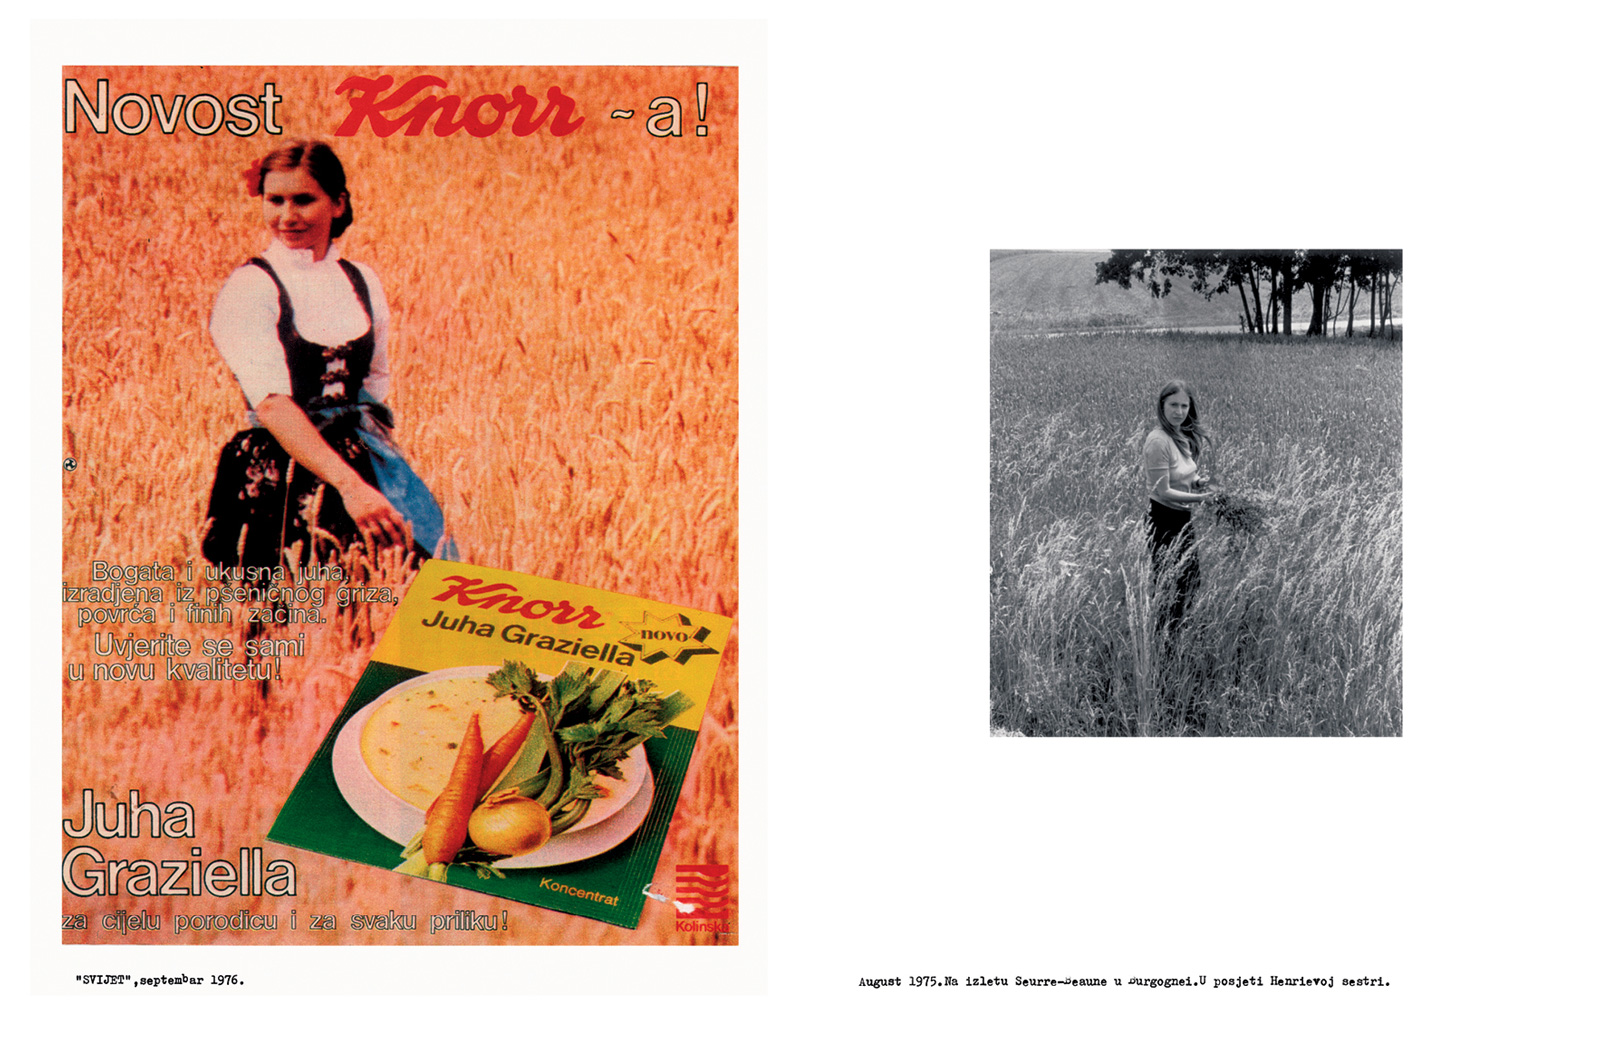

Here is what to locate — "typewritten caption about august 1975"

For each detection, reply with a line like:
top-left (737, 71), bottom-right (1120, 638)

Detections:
top-left (857, 974), bottom-right (1390, 989)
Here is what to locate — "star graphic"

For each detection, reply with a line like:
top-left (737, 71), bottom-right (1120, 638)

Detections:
top-left (618, 611), bottom-right (721, 665)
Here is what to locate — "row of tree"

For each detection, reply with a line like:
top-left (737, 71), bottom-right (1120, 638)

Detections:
top-left (1093, 249), bottom-right (1402, 338)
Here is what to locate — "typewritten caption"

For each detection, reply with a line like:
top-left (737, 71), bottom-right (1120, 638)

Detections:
top-left (858, 974), bottom-right (1390, 989)
top-left (66, 909), bottom-right (509, 987)
top-left (63, 559), bottom-right (399, 683)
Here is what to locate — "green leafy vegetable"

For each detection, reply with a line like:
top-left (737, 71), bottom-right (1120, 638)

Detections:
top-left (396, 659), bottom-right (693, 879)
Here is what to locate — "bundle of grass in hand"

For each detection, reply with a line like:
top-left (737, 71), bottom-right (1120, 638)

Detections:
top-left (1207, 490), bottom-right (1272, 535)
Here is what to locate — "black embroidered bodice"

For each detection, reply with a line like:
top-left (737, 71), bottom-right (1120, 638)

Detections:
top-left (246, 256), bottom-right (375, 413)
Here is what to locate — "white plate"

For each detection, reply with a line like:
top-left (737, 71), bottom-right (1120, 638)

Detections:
top-left (331, 665), bottom-right (654, 868)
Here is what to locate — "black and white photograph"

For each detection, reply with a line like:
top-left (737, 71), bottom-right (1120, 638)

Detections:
top-left (991, 249), bottom-right (1402, 736)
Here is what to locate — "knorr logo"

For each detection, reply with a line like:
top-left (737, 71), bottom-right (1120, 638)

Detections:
top-left (428, 575), bottom-right (605, 629)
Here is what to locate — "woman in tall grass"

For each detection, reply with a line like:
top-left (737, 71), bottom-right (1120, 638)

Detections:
top-left (1143, 379), bottom-right (1215, 631)
top-left (202, 140), bottom-right (453, 571)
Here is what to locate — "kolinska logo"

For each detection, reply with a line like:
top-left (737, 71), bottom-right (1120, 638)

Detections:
top-left (618, 611), bottom-right (721, 665)
top-left (675, 864), bottom-right (730, 917)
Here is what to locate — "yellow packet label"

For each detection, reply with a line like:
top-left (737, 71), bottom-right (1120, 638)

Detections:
top-left (372, 560), bottom-right (731, 731)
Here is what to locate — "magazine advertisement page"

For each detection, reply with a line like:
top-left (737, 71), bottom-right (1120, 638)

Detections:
top-left (39, 20), bottom-right (759, 995)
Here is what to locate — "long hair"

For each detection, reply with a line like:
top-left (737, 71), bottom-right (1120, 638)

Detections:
top-left (1156, 380), bottom-right (1208, 460)
top-left (251, 139), bottom-right (355, 239)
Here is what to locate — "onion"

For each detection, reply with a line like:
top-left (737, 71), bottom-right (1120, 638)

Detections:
top-left (467, 794), bottom-right (553, 856)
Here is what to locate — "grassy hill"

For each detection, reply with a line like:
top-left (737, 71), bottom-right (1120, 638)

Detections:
top-left (990, 250), bottom-right (1402, 334)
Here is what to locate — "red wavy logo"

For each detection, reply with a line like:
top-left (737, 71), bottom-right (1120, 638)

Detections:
top-left (674, 864), bottom-right (730, 917)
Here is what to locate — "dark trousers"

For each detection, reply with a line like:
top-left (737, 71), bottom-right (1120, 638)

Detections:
top-left (1148, 500), bottom-right (1198, 631)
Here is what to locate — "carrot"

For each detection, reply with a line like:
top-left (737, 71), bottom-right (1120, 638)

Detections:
top-left (478, 709), bottom-right (538, 799)
top-left (422, 709), bottom-right (539, 821)
top-left (420, 713), bottom-right (483, 877)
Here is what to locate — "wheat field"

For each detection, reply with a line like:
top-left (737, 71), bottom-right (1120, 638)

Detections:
top-left (60, 65), bottom-right (739, 944)
top-left (990, 330), bottom-right (1401, 737)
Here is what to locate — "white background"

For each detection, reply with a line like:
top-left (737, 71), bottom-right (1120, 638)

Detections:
top-left (16, 3), bottom-right (1593, 1044)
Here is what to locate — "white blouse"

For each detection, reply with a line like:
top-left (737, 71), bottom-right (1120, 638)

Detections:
top-left (209, 237), bottom-right (391, 409)
top-left (1143, 428), bottom-right (1198, 509)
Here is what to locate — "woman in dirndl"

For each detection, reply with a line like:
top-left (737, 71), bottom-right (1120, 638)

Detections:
top-left (202, 139), bottom-right (455, 572)
top-left (1142, 380), bottom-right (1216, 632)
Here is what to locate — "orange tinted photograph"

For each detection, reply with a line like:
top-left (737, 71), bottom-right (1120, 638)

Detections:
top-left (60, 65), bottom-right (738, 946)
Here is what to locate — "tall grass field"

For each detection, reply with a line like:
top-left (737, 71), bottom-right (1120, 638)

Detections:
top-left (990, 330), bottom-right (1400, 737)
top-left (60, 66), bottom-right (738, 944)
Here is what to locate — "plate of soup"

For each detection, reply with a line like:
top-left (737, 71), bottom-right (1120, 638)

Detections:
top-left (331, 665), bottom-right (653, 868)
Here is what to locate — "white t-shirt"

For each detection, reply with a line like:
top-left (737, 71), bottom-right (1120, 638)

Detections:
top-left (1143, 428), bottom-right (1198, 510)
top-left (209, 237), bottom-right (391, 409)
